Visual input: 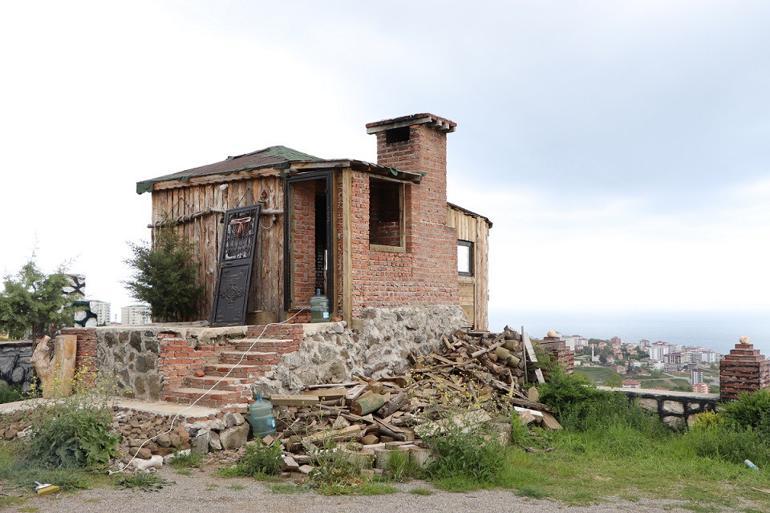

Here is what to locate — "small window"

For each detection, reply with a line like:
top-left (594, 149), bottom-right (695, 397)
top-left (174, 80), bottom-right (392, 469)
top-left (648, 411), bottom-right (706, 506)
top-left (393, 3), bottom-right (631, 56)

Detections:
top-left (369, 178), bottom-right (403, 248)
top-left (385, 126), bottom-right (410, 144)
top-left (457, 240), bottom-right (473, 276)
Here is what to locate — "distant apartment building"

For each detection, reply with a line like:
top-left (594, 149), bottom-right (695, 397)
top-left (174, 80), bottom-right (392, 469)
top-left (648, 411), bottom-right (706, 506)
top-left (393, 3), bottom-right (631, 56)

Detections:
top-left (121, 304), bottom-right (152, 325)
top-left (89, 300), bottom-right (111, 326)
top-left (649, 341), bottom-right (671, 362)
top-left (564, 335), bottom-right (587, 351)
top-left (690, 368), bottom-right (704, 385)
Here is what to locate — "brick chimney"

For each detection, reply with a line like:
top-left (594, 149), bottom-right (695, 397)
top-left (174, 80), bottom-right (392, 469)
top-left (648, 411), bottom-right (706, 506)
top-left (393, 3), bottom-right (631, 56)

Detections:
top-left (366, 113), bottom-right (456, 226)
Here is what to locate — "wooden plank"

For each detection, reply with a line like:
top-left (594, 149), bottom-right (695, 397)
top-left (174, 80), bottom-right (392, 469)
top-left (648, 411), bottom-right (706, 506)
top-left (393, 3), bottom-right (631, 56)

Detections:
top-left (269, 394), bottom-right (319, 406)
top-left (341, 168), bottom-right (353, 324)
top-left (523, 333), bottom-right (538, 363)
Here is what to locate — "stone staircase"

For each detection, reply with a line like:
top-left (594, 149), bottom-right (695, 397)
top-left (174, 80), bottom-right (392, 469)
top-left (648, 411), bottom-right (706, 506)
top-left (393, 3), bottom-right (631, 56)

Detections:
top-left (161, 324), bottom-right (303, 409)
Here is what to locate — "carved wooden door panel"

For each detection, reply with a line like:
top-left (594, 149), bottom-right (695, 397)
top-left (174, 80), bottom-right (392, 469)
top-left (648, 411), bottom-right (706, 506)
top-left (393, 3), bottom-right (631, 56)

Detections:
top-left (210, 204), bottom-right (261, 326)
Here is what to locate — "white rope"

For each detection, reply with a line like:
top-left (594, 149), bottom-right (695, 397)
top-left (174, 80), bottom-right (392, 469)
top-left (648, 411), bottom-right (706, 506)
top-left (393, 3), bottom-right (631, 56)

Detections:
top-left (112, 308), bottom-right (307, 474)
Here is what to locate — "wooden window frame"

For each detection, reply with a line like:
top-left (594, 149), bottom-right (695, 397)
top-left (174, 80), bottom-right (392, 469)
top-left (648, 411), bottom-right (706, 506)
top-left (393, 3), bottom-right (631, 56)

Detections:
top-left (369, 177), bottom-right (406, 252)
top-left (457, 239), bottom-right (474, 277)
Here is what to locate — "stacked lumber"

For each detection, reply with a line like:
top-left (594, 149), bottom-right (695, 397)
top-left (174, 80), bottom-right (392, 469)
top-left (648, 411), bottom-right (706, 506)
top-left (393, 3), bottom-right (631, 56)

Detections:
top-left (262, 326), bottom-right (559, 476)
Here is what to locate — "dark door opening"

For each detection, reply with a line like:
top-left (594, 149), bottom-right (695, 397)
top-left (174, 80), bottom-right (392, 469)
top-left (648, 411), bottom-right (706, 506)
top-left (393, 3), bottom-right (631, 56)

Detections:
top-left (284, 172), bottom-right (333, 314)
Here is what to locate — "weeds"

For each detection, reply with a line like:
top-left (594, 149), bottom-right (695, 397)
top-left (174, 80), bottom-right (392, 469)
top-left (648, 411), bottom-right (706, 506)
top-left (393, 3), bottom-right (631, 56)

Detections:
top-left (385, 450), bottom-right (421, 482)
top-left (0, 383), bottom-right (23, 404)
top-left (169, 451), bottom-right (202, 470)
top-left (114, 472), bottom-right (169, 492)
top-left (423, 422), bottom-right (505, 485)
top-left (409, 486), bottom-right (434, 495)
top-left (308, 446), bottom-right (364, 494)
top-left (219, 441), bottom-right (282, 478)
top-left (270, 483), bottom-right (306, 494)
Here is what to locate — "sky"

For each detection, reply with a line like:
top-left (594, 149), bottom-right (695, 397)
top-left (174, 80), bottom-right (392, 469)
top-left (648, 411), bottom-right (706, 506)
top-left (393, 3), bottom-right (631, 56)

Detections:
top-left (1, 1), bottom-right (769, 349)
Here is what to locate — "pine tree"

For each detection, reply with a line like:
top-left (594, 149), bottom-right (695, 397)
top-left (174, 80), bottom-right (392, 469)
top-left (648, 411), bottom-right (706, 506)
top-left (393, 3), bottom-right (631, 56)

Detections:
top-left (125, 230), bottom-right (202, 322)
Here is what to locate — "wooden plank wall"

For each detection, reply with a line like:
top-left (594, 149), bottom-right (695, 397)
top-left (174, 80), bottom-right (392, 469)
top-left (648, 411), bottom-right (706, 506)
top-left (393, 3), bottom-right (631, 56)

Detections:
top-left (447, 206), bottom-right (490, 330)
top-left (150, 173), bottom-right (285, 321)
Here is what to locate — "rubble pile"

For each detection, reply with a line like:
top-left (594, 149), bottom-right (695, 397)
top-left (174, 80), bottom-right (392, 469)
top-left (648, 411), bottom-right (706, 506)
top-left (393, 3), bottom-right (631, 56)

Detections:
top-left (265, 327), bottom-right (561, 476)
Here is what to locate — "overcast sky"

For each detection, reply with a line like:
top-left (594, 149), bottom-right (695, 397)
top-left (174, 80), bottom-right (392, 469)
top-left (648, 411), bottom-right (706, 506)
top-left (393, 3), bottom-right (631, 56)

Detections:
top-left (2, 1), bottom-right (770, 328)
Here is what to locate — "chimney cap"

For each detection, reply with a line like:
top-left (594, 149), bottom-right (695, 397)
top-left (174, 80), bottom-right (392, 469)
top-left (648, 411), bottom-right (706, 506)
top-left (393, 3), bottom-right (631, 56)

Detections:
top-left (366, 113), bottom-right (456, 134)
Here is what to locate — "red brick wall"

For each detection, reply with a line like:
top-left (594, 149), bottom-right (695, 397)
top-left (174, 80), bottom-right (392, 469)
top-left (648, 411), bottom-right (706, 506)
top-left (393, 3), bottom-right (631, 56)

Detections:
top-left (61, 327), bottom-right (97, 382)
top-left (158, 335), bottom-right (218, 393)
top-left (289, 180), bottom-right (317, 307)
top-left (720, 342), bottom-right (770, 401)
top-left (349, 124), bottom-right (458, 315)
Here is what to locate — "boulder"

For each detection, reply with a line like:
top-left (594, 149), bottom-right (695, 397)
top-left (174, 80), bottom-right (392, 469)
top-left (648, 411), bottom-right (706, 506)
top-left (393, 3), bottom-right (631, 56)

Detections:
top-left (191, 430), bottom-right (210, 455)
top-left (220, 423), bottom-right (249, 450)
top-left (209, 431), bottom-right (223, 451)
top-left (224, 412), bottom-right (245, 428)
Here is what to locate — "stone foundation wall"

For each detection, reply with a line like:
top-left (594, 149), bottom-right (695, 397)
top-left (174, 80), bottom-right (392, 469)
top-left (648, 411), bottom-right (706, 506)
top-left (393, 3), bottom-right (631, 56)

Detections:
top-left (0, 341), bottom-right (34, 393)
top-left (261, 305), bottom-right (467, 391)
top-left (604, 387), bottom-right (720, 429)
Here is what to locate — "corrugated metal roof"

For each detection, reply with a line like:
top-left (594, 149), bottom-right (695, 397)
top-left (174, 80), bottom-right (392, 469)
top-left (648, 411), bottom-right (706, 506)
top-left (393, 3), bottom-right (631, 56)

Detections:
top-left (136, 145), bottom-right (321, 194)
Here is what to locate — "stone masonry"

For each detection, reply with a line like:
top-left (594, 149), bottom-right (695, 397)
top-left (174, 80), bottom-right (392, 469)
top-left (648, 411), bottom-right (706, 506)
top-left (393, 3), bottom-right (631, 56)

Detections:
top-left (0, 341), bottom-right (34, 392)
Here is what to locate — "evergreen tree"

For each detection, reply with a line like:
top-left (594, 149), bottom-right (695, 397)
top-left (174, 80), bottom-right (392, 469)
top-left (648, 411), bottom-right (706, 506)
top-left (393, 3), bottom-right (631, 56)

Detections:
top-left (0, 259), bottom-right (73, 339)
top-left (125, 230), bottom-right (202, 322)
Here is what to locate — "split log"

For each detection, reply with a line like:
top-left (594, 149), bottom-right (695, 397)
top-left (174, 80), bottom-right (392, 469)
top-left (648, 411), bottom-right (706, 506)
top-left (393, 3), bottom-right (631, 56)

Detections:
top-left (376, 391), bottom-right (408, 419)
top-left (350, 391), bottom-right (386, 416)
top-left (31, 335), bottom-right (77, 398)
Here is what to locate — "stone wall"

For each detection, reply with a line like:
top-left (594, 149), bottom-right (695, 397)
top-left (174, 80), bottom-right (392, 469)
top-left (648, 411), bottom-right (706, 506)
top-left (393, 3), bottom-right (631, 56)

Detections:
top-left (0, 341), bottom-right (34, 392)
top-left (96, 328), bottom-right (164, 400)
top-left (604, 387), bottom-right (719, 429)
top-left (261, 305), bottom-right (467, 391)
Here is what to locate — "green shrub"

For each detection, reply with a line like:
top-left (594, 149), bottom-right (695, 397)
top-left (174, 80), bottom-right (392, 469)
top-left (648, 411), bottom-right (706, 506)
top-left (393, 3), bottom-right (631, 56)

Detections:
top-left (27, 397), bottom-right (118, 468)
top-left (423, 424), bottom-right (505, 484)
top-left (220, 441), bottom-right (282, 478)
top-left (721, 390), bottom-right (770, 436)
top-left (510, 414), bottom-right (532, 447)
top-left (0, 383), bottom-right (22, 404)
top-left (540, 370), bottom-right (664, 436)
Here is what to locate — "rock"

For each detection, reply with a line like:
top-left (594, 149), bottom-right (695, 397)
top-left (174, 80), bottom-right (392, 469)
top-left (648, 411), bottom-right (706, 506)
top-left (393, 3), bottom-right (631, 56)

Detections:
top-left (133, 447), bottom-right (152, 459)
top-left (169, 433), bottom-right (182, 448)
top-left (526, 387), bottom-right (540, 403)
top-left (361, 434), bottom-right (379, 445)
top-left (209, 431), bottom-right (222, 451)
top-left (224, 412), bottom-right (245, 428)
top-left (663, 400), bottom-right (684, 415)
top-left (130, 455), bottom-right (163, 471)
top-left (191, 430), bottom-right (210, 455)
top-left (298, 464), bottom-right (313, 475)
top-left (663, 416), bottom-right (685, 429)
top-left (156, 433), bottom-right (171, 448)
top-left (219, 424), bottom-right (249, 450)
top-left (638, 398), bottom-right (658, 412)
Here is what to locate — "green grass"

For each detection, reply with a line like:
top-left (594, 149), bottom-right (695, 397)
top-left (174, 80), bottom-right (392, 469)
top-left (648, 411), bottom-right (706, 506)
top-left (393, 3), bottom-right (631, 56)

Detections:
top-left (270, 483), bottom-right (306, 494)
top-left (573, 367), bottom-right (620, 384)
top-left (409, 486), bottom-right (434, 495)
top-left (489, 426), bottom-right (770, 508)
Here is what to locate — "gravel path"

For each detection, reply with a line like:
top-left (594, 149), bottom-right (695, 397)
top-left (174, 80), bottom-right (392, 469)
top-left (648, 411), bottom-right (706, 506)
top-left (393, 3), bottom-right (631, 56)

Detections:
top-left (7, 469), bottom-right (698, 513)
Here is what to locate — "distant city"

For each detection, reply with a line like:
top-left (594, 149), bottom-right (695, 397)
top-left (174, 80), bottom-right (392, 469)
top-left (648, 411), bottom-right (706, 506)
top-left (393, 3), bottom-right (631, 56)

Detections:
top-left (561, 334), bottom-right (720, 394)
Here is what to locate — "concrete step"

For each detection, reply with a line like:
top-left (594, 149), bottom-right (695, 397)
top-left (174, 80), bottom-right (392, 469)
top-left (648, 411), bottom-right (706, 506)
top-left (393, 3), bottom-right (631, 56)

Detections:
top-left (229, 338), bottom-right (297, 353)
top-left (218, 351), bottom-right (280, 365)
top-left (163, 387), bottom-right (242, 408)
top-left (182, 375), bottom-right (245, 391)
top-left (203, 363), bottom-right (272, 379)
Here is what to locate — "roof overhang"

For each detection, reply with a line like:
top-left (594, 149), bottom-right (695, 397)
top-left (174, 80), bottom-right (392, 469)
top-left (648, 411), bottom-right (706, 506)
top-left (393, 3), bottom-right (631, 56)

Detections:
top-left (288, 160), bottom-right (424, 184)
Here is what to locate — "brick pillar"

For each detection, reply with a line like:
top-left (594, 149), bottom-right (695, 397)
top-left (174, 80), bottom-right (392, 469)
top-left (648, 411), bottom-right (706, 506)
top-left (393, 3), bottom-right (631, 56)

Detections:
top-left (719, 337), bottom-right (770, 401)
top-left (60, 327), bottom-right (97, 383)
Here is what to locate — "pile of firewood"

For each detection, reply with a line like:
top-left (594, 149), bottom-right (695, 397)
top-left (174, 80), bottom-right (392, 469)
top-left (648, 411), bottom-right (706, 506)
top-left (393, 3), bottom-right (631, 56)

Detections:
top-left (263, 327), bottom-right (561, 475)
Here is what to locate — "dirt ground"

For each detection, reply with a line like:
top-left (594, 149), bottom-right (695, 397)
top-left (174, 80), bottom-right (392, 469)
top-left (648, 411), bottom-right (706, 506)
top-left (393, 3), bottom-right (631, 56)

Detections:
top-left (4, 468), bottom-right (714, 513)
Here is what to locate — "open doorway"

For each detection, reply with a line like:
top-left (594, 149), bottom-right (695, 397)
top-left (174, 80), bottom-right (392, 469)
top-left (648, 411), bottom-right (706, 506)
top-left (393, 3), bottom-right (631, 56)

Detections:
top-left (284, 173), bottom-right (333, 313)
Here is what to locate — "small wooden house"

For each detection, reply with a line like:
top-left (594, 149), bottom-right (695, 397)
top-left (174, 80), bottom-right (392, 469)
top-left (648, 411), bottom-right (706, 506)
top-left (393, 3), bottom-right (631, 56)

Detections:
top-left (136, 113), bottom-right (491, 329)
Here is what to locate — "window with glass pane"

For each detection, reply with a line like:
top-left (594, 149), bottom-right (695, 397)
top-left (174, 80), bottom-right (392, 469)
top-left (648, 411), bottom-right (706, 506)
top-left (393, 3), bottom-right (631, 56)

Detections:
top-left (457, 240), bottom-right (473, 276)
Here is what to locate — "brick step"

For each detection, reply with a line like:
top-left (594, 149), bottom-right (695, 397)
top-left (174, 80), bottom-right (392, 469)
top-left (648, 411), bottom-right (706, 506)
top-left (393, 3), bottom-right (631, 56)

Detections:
top-left (246, 324), bottom-right (303, 339)
top-left (163, 387), bottom-right (242, 408)
top-left (182, 375), bottom-right (245, 391)
top-left (218, 351), bottom-right (280, 365)
top-left (229, 338), bottom-right (297, 353)
top-left (203, 363), bottom-right (272, 379)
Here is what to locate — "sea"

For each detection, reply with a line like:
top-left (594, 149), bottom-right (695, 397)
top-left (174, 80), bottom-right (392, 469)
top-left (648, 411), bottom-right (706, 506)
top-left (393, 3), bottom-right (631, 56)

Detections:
top-left (489, 309), bottom-right (770, 355)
